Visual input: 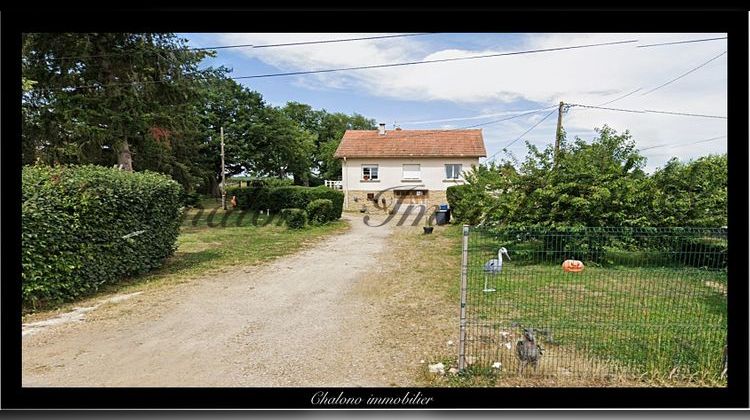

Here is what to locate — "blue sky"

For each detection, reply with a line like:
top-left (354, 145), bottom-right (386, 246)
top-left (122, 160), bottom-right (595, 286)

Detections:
top-left (180, 32), bottom-right (727, 173)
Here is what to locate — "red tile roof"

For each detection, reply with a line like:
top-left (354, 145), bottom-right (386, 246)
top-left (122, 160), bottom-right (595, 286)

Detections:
top-left (333, 129), bottom-right (487, 158)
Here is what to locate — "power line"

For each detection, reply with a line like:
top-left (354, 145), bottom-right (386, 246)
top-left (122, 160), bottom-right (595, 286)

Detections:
top-left (502, 109), bottom-right (558, 150)
top-left (45, 33), bottom-right (439, 61)
top-left (398, 106), bottom-right (557, 125)
top-left (640, 50), bottom-right (727, 97)
top-left (483, 108), bottom-right (558, 162)
top-left (570, 103), bottom-right (646, 114)
top-left (200, 33), bottom-right (437, 50)
top-left (569, 103), bottom-right (727, 119)
top-left (643, 109), bottom-right (728, 119)
top-left (33, 39), bottom-right (639, 92)
top-left (328, 104), bottom-right (559, 151)
top-left (458, 106), bottom-right (559, 129)
top-left (404, 106), bottom-right (557, 162)
top-left (592, 46), bottom-right (726, 107)
top-left (412, 46), bottom-right (726, 126)
top-left (231, 39), bottom-right (639, 80)
top-left (597, 88), bottom-right (642, 106)
top-left (382, 105), bottom-right (558, 143)
top-left (636, 36), bottom-right (727, 48)
top-left (639, 135), bottom-right (726, 151)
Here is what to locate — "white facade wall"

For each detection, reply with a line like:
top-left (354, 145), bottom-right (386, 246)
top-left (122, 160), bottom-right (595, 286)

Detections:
top-left (341, 157), bottom-right (480, 192)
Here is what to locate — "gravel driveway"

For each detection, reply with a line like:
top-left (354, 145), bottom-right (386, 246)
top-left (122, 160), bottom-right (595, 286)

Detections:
top-left (22, 213), bottom-right (409, 387)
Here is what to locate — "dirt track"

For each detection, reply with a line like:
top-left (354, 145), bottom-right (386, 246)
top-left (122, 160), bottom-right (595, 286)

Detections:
top-left (22, 214), bottom-right (416, 387)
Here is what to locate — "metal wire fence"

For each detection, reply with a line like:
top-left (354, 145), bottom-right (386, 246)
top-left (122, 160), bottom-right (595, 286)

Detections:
top-left (458, 226), bottom-right (728, 383)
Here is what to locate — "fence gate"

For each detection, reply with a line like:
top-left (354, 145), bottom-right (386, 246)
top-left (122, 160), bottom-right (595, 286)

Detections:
top-left (458, 225), bottom-right (727, 383)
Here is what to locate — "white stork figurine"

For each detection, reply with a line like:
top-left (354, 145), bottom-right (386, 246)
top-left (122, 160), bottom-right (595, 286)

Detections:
top-left (483, 247), bottom-right (510, 292)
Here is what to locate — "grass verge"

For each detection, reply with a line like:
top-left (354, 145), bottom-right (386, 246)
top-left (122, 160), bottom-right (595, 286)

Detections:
top-left (23, 204), bottom-right (348, 318)
top-left (357, 222), bottom-right (726, 387)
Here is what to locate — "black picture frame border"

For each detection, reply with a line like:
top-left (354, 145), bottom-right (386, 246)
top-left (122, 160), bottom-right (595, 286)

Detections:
top-left (3, 5), bottom-right (748, 410)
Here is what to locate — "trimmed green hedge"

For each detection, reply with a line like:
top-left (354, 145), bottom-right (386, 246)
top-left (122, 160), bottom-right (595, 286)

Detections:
top-left (306, 199), bottom-right (334, 225)
top-left (22, 165), bottom-right (183, 308)
top-left (228, 177), bottom-right (294, 188)
top-left (229, 185), bottom-right (343, 221)
top-left (281, 208), bottom-right (308, 229)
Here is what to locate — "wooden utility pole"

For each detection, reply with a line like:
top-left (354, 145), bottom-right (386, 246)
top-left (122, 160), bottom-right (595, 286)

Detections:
top-left (554, 101), bottom-right (565, 165)
top-left (554, 101), bottom-right (567, 166)
top-left (221, 126), bottom-right (227, 210)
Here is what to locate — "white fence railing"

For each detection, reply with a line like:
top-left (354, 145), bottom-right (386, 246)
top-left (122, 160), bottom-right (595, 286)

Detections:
top-left (324, 180), bottom-right (343, 190)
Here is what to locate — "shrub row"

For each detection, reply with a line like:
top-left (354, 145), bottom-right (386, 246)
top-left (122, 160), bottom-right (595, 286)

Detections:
top-left (22, 165), bottom-right (183, 308)
top-left (475, 227), bottom-right (727, 270)
top-left (228, 185), bottom-right (343, 221)
top-left (281, 208), bottom-right (308, 229)
top-left (306, 199), bottom-right (334, 225)
top-left (232, 177), bottom-right (294, 188)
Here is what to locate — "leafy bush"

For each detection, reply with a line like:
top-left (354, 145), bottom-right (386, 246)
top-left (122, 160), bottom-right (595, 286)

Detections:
top-left (281, 208), bottom-right (308, 229)
top-left (451, 126), bottom-right (727, 229)
top-left (306, 199), bottom-right (334, 225)
top-left (182, 190), bottom-right (202, 208)
top-left (673, 234), bottom-right (728, 269)
top-left (648, 155), bottom-right (727, 227)
top-left (242, 177), bottom-right (295, 188)
top-left (446, 184), bottom-right (482, 225)
top-left (229, 185), bottom-right (343, 221)
top-left (22, 165), bottom-right (183, 309)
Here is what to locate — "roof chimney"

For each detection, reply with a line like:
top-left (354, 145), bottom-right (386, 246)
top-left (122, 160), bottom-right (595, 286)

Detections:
top-left (378, 123), bottom-right (386, 135)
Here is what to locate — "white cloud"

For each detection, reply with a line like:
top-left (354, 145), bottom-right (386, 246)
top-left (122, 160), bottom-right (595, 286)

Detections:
top-left (200, 32), bottom-right (728, 172)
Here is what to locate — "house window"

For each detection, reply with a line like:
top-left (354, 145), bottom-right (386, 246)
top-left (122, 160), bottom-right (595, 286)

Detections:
top-left (394, 190), bottom-right (428, 198)
top-left (402, 164), bottom-right (421, 180)
top-left (445, 164), bottom-right (463, 179)
top-left (362, 164), bottom-right (379, 181)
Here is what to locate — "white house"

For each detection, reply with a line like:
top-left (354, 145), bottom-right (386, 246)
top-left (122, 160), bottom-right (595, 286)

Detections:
top-left (333, 123), bottom-right (487, 213)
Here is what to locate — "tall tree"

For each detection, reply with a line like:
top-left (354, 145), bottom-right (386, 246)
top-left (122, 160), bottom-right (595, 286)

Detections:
top-left (195, 76), bottom-right (267, 195)
top-left (649, 154), bottom-right (727, 227)
top-left (249, 106), bottom-right (315, 184)
top-left (281, 104), bottom-right (376, 182)
top-left (22, 33), bottom-right (215, 181)
top-left (463, 125), bottom-right (652, 227)
top-left (316, 112), bottom-right (376, 181)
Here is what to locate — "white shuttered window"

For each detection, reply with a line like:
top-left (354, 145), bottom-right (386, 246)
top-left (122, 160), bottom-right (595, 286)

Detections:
top-left (402, 164), bottom-right (421, 180)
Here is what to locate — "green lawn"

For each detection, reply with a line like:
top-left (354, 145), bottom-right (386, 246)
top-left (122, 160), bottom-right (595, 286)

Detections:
top-left (160, 205), bottom-right (348, 279)
top-left (463, 235), bottom-right (727, 383)
top-left (25, 203), bottom-right (347, 316)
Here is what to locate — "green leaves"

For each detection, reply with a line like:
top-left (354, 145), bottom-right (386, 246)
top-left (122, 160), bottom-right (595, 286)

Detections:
top-left (22, 33), bottom-right (215, 189)
top-left (280, 208), bottom-right (308, 230)
top-left (448, 126), bottom-right (726, 229)
top-left (649, 155), bottom-right (727, 227)
top-left (229, 185), bottom-right (343, 221)
top-left (306, 199), bottom-right (335, 225)
top-left (22, 33), bottom-right (378, 193)
top-left (22, 164), bottom-right (182, 309)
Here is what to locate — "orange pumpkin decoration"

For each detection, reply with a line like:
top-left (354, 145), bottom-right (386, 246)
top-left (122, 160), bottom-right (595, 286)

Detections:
top-left (562, 259), bottom-right (584, 273)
